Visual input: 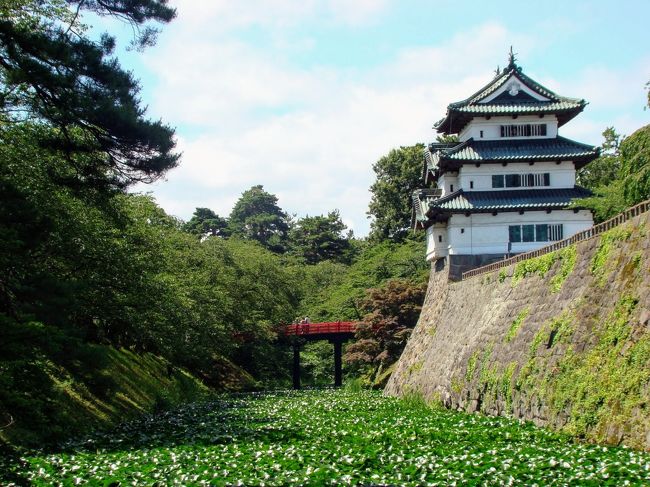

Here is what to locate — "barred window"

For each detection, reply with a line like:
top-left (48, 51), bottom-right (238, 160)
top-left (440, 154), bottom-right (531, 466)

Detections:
top-left (500, 123), bottom-right (547, 137)
top-left (548, 224), bottom-right (563, 241)
top-left (492, 173), bottom-right (550, 188)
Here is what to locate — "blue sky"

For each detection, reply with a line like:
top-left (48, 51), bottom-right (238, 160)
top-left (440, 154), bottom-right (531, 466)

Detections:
top-left (104, 0), bottom-right (649, 236)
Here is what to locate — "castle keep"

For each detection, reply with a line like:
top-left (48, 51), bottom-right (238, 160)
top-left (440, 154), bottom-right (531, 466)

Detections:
top-left (412, 54), bottom-right (599, 279)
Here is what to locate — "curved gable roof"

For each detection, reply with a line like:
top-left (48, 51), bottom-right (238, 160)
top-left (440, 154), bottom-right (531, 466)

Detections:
top-left (435, 61), bottom-right (586, 134)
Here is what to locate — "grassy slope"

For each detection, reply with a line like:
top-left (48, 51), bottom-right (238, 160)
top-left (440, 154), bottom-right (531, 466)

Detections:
top-left (0, 337), bottom-right (255, 449)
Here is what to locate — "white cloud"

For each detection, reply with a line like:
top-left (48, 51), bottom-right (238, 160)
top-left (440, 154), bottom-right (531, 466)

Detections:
top-left (138, 16), bottom-right (543, 234)
top-left (167, 0), bottom-right (389, 34)
top-left (135, 3), bottom-right (649, 236)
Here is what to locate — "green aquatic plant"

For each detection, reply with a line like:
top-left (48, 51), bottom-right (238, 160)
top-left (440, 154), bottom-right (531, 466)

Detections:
top-left (8, 389), bottom-right (650, 486)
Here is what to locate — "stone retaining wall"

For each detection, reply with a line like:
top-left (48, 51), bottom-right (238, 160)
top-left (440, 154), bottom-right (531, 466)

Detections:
top-left (385, 211), bottom-right (650, 449)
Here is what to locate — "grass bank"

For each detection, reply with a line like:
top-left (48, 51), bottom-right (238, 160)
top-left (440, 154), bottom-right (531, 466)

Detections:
top-left (0, 320), bottom-right (254, 450)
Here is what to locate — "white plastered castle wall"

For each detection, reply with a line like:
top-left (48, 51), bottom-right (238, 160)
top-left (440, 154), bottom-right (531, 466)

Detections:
top-left (437, 173), bottom-right (459, 196)
top-left (425, 223), bottom-right (449, 261)
top-left (425, 210), bottom-right (593, 261)
top-left (458, 161), bottom-right (576, 191)
top-left (459, 115), bottom-right (559, 142)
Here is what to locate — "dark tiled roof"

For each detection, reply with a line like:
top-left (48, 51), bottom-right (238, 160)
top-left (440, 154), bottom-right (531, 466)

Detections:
top-left (452, 101), bottom-right (583, 116)
top-left (444, 137), bottom-right (599, 162)
top-left (434, 62), bottom-right (586, 134)
top-left (425, 187), bottom-right (592, 215)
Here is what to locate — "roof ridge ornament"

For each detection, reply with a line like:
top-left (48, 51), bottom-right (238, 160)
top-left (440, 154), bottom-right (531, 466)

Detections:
top-left (507, 46), bottom-right (519, 71)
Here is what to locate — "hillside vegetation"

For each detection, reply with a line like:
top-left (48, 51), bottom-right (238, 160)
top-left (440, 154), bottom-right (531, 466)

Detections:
top-left (0, 0), bottom-right (430, 446)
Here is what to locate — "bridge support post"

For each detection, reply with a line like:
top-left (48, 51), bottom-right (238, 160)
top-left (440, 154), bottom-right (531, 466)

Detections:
top-left (292, 343), bottom-right (301, 389)
top-left (332, 340), bottom-right (343, 387)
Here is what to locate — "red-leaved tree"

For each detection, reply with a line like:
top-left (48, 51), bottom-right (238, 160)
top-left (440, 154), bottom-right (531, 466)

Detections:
top-left (344, 278), bottom-right (426, 386)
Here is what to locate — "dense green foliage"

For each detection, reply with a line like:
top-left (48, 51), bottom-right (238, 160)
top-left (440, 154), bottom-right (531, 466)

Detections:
top-left (0, 0), bottom-right (179, 190)
top-left (228, 185), bottom-right (291, 253)
top-left (367, 144), bottom-right (425, 241)
top-left (577, 127), bottom-right (622, 190)
top-left (288, 211), bottom-right (352, 264)
top-left (299, 237), bottom-right (429, 322)
top-left (0, 124), bottom-right (298, 373)
top-left (577, 123), bottom-right (650, 222)
top-left (5, 390), bottom-right (650, 485)
top-left (183, 207), bottom-right (228, 237)
top-left (621, 124), bottom-right (650, 206)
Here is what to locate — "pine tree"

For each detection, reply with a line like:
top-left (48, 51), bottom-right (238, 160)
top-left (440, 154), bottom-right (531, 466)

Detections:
top-left (0, 0), bottom-right (178, 190)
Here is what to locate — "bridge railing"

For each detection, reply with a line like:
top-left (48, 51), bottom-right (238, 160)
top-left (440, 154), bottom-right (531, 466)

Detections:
top-left (462, 198), bottom-right (650, 281)
top-left (283, 321), bottom-right (357, 336)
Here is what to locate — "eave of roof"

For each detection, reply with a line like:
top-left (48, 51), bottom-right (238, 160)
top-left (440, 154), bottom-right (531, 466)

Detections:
top-left (422, 187), bottom-right (592, 218)
top-left (441, 136), bottom-right (599, 165)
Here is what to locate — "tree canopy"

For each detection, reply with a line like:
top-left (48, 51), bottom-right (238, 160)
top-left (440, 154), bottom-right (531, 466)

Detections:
top-left (367, 144), bottom-right (425, 241)
top-left (184, 207), bottom-right (228, 238)
top-left (288, 211), bottom-right (352, 264)
top-left (0, 0), bottom-right (179, 190)
top-left (576, 127), bottom-right (621, 190)
top-left (228, 185), bottom-right (291, 253)
top-left (576, 124), bottom-right (650, 222)
top-left (620, 124), bottom-right (650, 206)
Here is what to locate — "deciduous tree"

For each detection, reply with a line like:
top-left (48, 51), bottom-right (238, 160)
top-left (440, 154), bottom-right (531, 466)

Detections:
top-left (343, 278), bottom-right (426, 386)
top-left (621, 124), bottom-right (650, 206)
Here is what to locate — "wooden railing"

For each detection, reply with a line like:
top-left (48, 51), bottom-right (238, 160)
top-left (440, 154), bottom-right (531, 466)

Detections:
top-left (283, 321), bottom-right (357, 336)
top-left (462, 198), bottom-right (650, 280)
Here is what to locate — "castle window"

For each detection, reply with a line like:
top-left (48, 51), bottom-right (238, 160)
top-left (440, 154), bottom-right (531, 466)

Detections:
top-left (522, 225), bottom-right (535, 242)
top-left (500, 123), bottom-right (547, 138)
top-left (492, 173), bottom-right (550, 188)
top-left (492, 175), bottom-right (504, 188)
top-left (509, 225), bottom-right (521, 242)
top-left (470, 181), bottom-right (474, 189)
top-left (505, 174), bottom-right (520, 187)
top-left (509, 224), bottom-right (564, 243)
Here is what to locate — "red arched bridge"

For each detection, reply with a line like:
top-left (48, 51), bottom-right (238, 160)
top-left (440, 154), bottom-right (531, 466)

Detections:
top-left (281, 321), bottom-right (358, 389)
